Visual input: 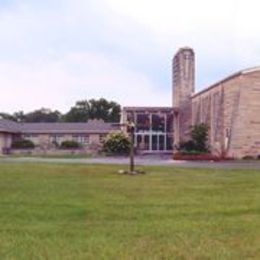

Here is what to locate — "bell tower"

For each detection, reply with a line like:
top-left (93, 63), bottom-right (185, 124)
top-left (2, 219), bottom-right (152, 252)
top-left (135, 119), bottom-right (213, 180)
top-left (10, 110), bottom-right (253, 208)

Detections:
top-left (172, 47), bottom-right (195, 144)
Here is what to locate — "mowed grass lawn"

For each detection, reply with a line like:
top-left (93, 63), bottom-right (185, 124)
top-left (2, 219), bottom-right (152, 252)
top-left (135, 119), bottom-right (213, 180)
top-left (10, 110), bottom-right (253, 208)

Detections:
top-left (0, 163), bottom-right (259, 259)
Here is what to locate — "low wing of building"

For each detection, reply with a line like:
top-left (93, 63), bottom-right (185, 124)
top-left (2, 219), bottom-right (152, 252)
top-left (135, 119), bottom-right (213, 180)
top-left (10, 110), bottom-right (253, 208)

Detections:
top-left (0, 119), bottom-right (119, 154)
top-left (0, 119), bottom-right (21, 153)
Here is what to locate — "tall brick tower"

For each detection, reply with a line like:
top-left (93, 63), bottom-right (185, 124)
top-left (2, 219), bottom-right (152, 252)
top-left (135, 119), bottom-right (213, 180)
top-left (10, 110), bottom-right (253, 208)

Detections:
top-left (172, 47), bottom-right (195, 145)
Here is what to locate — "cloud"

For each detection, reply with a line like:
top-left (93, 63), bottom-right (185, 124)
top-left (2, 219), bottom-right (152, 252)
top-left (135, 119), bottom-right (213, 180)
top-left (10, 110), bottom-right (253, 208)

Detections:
top-left (0, 50), bottom-right (171, 113)
top-left (0, 0), bottom-right (171, 112)
top-left (104, 0), bottom-right (237, 35)
top-left (103, 0), bottom-right (260, 89)
top-left (0, 0), bottom-right (260, 113)
top-left (234, 0), bottom-right (260, 66)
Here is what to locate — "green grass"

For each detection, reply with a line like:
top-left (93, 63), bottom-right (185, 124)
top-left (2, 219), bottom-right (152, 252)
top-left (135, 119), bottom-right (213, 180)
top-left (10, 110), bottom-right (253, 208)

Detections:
top-left (0, 163), bottom-right (259, 259)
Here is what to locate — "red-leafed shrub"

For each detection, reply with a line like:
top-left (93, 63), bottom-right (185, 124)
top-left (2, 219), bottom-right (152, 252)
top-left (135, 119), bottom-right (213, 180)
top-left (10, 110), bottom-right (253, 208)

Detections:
top-left (173, 152), bottom-right (220, 161)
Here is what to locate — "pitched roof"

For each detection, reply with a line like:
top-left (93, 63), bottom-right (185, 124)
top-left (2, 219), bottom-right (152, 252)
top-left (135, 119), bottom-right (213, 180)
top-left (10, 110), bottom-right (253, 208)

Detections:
top-left (20, 119), bottom-right (119, 134)
top-left (0, 119), bottom-right (119, 134)
top-left (192, 66), bottom-right (260, 98)
top-left (0, 119), bottom-right (21, 133)
top-left (123, 106), bottom-right (176, 112)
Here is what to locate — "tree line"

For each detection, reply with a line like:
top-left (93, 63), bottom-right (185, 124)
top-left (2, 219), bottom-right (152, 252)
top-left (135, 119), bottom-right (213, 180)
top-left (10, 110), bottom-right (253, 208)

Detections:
top-left (0, 98), bottom-right (121, 123)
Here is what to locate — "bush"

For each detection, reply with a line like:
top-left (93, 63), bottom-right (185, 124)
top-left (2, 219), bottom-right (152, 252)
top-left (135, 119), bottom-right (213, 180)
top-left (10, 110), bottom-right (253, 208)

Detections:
top-left (179, 140), bottom-right (197, 152)
top-left (103, 131), bottom-right (130, 155)
top-left (242, 155), bottom-right (255, 160)
top-left (173, 152), bottom-right (220, 161)
top-left (178, 123), bottom-right (209, 153)
top-left (60, 140), bottom-right (81, 149)
top-left (11, 139), bottom-right (35, 149)
top-left (191, 123), bottom-right (209, 152)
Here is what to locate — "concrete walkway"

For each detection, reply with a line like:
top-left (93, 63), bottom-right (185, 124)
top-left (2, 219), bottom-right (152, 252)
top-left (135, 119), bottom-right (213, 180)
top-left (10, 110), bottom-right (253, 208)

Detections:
top-left (1, 156), bottom-right (260, 169)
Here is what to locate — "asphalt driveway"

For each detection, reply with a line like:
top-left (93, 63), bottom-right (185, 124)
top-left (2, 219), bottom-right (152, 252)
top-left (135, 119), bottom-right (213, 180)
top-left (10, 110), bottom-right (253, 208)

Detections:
top-left (1, 155), bottom-right (260, 169)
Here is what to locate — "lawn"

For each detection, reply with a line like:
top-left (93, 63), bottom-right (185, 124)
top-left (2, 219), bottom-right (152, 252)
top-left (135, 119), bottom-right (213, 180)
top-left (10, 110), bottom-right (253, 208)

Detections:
top-left (0, 163), bottom-right (259, 259)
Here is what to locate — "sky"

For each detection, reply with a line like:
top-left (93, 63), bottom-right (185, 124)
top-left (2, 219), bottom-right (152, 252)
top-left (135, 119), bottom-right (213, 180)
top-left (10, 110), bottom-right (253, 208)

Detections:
top-left (0, 0), bottom-right (260, 113)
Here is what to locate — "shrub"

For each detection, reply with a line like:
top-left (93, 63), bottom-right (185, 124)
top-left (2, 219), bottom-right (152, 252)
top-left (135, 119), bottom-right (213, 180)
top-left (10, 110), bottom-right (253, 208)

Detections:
top-left (103, 131), bottom-right (130, 155)
top-left (178, 123), bottom-right (209, 153)
top-left (191, 123), bottom-right (209, 152)
top-left (179, 140), bottom-right (197, 152)
top-left (173, 152), bottom-right (220, 161)
top-left (242, 155), bottom-right (255, 160)
top-left (11, 139), bottom-right (35, 149)
top-left (60, 140), bottom-right (81, 149)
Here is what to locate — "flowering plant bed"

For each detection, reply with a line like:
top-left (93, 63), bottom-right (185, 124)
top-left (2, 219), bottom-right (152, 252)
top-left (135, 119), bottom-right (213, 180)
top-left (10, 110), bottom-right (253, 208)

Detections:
top-left (173, 152), bottom-right (220, 161)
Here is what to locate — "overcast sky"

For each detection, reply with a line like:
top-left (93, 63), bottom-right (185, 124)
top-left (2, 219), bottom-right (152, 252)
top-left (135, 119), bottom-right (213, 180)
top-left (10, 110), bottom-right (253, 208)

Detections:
top-left (0, 0), bottom-right (259, 113)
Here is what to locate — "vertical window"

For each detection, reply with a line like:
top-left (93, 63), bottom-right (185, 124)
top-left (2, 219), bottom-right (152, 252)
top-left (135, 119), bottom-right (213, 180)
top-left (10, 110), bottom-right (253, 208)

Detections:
top-left (50, 134), bottom-right (63, 144)
top-left (126, 112), bottom-right (134, 123)
top-left (152, 114), bottom-right (165, 133)
top-left (166, 114), bottom-right (174, 133)
top-left (136, 114), bottom-right (150, 133)
top-left (166, 134), bottom-right (173, 150)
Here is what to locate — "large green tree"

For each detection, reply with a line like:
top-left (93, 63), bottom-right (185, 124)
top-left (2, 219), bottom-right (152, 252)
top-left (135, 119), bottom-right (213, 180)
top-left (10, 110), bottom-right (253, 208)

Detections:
top-left (23, 108), bottom-right (62, 122)
top-left (63, 98), bottom-right (121, 122)
top-left (62, 101), bottom-right (90, 122)
top-left (0, 98), bottom-right (121, 123)
top-left (88, 98), bottom-right (120, 122)
top-left (0, 109), bottom-right (61, 122)
top-left (0, 112), bottom-right (16, 121)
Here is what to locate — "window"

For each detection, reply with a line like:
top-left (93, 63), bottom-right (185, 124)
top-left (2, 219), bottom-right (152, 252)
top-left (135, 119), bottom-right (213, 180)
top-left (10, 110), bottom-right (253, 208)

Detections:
top-left (23, 134), bottom-right (38, 139)
top-left (152, 114), bottom-right (165, 133)
top-left (126, 112), bottom-right (134, 123)
top-left (136, 114), bottom-right (150, 133)
top-left (50, 134), bottom-right (63, 144)
top-left (166, 114), bottom-right (174, 133)
top-left (72, 134), bottom-right (89, 144)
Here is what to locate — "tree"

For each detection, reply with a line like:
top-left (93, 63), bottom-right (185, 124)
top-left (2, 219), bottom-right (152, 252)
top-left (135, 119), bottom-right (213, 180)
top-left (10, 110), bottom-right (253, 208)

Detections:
top-left (103, 131), bottom-right (130, 155)
top-left (23, 108), bottom-right (62, 122)
top-left (63, 101), bottom-right (90, 122)
top-left (88, 98), bottom-right (121, 122)
top-left (0, 112), bottom-right (16, 121)
top-left (13, 111), bottom-right (26, 122)
top-left (63, 98), bottom-right (121, 122)
top-left (0, 98), bottom-right (121, 123)
top-left (0, 109), bottom-right (61, 122)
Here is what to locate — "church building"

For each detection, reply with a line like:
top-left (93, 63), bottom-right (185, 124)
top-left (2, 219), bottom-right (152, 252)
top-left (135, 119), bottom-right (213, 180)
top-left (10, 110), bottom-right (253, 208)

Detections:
top-left (1, 47), bottom-right (260, 158)
top-left (122, 47), bottom-right (260, 159)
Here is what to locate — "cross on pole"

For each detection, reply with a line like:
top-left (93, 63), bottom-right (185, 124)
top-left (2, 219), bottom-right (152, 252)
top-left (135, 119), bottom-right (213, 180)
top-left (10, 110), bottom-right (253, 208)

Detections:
top-left (113, 121), bottom-right (144, 174)
top-left (128, 121), bottom-right (135, 173)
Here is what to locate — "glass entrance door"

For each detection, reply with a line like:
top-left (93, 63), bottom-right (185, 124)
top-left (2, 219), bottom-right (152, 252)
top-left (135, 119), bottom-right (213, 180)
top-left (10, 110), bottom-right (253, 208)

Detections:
top-left (152, 135), bottom-right (158, 150)
top-left (159, 135), bottom-right (165, 151)
top-left (151, 134), bottom-right (166, 151)
top-left (136, 134), bottom-right (150, 151)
